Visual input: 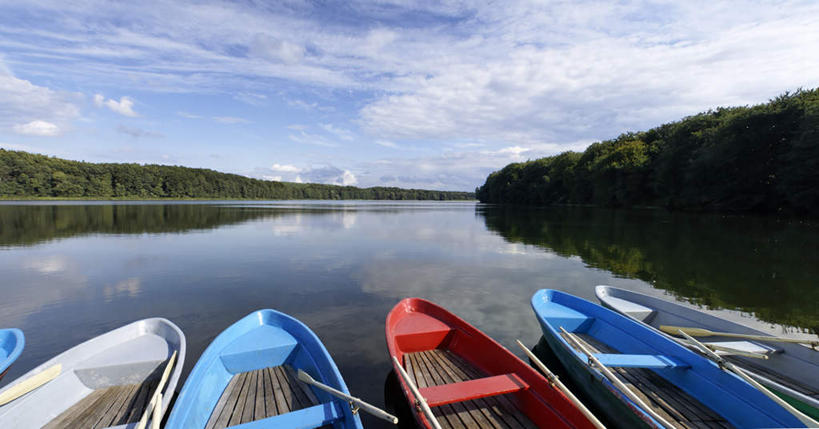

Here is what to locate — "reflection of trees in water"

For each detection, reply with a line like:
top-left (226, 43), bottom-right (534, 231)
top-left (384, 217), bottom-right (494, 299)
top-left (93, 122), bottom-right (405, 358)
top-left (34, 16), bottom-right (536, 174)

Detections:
top-left (478, 206), bottom-right (819, 332)
top-left (0, 204), bottom-right (282, 247)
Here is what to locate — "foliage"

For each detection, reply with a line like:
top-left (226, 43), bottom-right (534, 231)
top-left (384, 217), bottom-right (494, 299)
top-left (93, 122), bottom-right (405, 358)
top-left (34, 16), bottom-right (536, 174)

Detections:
top-left (476, 89), bottom-right (819, 213)
top-left (0, 150), bottom-right (474, 201)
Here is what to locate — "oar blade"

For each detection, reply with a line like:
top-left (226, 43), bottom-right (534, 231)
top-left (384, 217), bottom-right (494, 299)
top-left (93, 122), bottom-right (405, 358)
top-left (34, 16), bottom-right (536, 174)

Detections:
top-left (0, 364), bottom-right (62, 406)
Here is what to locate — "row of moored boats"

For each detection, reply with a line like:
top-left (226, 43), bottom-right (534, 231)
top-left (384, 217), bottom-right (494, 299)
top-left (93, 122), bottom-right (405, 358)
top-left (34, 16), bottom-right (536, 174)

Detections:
top-left (0, 286), bottom-right (817, 428)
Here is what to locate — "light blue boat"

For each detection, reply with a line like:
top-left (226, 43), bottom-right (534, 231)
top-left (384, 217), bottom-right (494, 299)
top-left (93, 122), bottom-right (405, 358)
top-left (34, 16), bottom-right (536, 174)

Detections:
top-left (0, 329), bottom-right (24, 382)
top-left (166, 310), bottom-right (364, 429)
top-left (532, 289), bottom-right (807, 428)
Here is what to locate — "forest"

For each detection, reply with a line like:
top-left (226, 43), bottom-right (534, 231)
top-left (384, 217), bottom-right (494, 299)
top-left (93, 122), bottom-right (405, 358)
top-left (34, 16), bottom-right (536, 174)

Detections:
top-left (476, 89), bottom-right (819, 213)
top-left (0, 150), bottom-right (473, 200)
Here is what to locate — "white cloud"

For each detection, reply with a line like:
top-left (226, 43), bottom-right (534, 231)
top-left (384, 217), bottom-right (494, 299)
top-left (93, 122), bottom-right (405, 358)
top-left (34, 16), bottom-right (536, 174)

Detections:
top-left (288, 130), bottom-right (338, 147)
top-left (0, 61), bottom-right (79, 133)
top-left (256, 164), bottom-right (357, 186)
top-left (212, 116), bottom-right (249, 124)
top-left (320, 123), bottom-right (354, 141)
top-left (13, 120), bottom-right (60, 136)
top-left (117, 124), bottom-right (163, 138)
top-left (94, 94), bottom-right (138, 117)
top-left (270, 163), bottom-right (301, 173)
top-left (375, 140), bottom-right (398, 148)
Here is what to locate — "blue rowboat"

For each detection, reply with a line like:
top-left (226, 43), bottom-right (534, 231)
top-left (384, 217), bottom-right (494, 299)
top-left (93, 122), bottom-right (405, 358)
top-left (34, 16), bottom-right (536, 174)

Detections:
top-left (0, 329), bottom-right (24, 382)
top-left (531, 289), bottom-right (808, 428)
top-left (166, 309), bottom-right (364, 429)
top-left (596, 285), bottom-right (819, 420)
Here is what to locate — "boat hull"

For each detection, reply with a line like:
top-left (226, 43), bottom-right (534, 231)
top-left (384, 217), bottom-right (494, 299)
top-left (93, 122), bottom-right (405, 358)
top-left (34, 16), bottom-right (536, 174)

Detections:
top-left (0, 318), bottom-right (185, 429)
top-left (595, 285), bottom-right (819, 420)
top-left (386, 297), bottom-right (597, 429)
top-left (166, 309), bottom-right (363, 429)
top-left (0, 328), bottom-right (24, 383)
top-left (536, 326), bottom-right (655, 429)
top-left (532, 289), bottom-right (808, 428)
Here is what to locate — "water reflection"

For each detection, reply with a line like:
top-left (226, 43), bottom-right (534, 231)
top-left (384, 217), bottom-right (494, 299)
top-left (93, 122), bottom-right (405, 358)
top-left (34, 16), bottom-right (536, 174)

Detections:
top-left (0, 201), bottom-right (815, 429)
top-left (478, 205), bottom-right (819, 333)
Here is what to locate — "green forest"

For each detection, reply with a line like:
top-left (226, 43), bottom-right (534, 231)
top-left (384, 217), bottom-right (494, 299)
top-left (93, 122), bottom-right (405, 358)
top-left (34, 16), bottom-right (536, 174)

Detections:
top-left (476, 89), bottom-right (819, 213)
top-left (0, 150), bottom-right (473, 200)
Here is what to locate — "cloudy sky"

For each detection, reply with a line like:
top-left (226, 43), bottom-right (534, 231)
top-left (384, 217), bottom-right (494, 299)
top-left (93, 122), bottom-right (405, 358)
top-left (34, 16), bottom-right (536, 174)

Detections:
top-left (1, 1), bottom-right (818, 191)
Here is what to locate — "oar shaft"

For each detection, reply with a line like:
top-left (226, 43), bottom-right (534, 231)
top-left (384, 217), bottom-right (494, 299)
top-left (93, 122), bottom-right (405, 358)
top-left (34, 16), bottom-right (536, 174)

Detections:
top-left (661, 325), bottom-right (818, 348)
top-left (516, 340), bottom-right (606, 429)
top-left (560, 328), bottom-right (675, 429)
top-left (392, 356), bottom-right (443, 429)
top-left (137, 351), bottom-right (177, 429)
top-left (296, 370), bottom-right (398, 424)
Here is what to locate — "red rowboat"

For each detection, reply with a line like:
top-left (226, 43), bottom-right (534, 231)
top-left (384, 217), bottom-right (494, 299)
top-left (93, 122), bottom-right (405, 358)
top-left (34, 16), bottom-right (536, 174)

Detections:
top-left (386, 298), bottom-right (599, 429)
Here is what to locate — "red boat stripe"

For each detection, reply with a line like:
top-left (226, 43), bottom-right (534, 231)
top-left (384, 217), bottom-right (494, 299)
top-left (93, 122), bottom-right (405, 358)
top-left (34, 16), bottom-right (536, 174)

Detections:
top-left (419, 373), bottom-right (529, 407)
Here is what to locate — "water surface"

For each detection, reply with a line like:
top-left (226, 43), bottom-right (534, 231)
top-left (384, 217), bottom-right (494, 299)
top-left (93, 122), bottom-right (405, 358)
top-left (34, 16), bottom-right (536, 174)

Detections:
top-left (0, 201), bottom-right (816, 427)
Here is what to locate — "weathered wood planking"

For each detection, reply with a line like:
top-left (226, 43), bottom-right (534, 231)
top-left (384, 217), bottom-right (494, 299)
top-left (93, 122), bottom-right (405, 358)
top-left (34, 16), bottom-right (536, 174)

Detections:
top-left (561, 332), bottom-right (733, 429)
top-left (43, 379), bottom-right (159, 429)
top-left (205, 365), bottom-right (319, 429)
top-left (404, 349), bottom-right (537, 429)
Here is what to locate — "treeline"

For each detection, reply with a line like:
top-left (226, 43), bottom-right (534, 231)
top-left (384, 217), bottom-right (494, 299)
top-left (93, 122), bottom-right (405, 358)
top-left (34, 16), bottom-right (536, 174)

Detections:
top-left (0, 150), bottom-right (473, 200)
top-left (476, 89), bottom-right (819, 213)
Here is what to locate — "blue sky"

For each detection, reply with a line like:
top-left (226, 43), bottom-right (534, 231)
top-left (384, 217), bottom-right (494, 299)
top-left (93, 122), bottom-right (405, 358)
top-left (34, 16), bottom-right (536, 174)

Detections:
top-left (1, 1), bottom-right (818, 191)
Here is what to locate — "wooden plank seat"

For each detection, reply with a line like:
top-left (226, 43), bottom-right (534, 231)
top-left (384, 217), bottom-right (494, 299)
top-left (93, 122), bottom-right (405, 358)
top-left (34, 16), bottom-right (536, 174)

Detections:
top-left (592, 353), bottom-right (690, 369)
top-left (419, 373), bottom-right (529, 407)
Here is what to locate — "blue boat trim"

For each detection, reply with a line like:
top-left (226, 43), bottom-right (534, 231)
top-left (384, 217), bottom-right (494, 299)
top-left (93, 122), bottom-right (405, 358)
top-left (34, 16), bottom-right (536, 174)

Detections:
top-left (531, 289), bottom-right (808, 428)
top-left (166, 310), bottom-right (363, 429)
top-left (0, 329), bottom-right (24, 375)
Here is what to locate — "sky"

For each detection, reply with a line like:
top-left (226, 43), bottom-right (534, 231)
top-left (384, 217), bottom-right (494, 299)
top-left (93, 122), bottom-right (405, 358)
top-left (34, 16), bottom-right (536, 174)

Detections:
top-left (1, 1), bottom-right (818, 191)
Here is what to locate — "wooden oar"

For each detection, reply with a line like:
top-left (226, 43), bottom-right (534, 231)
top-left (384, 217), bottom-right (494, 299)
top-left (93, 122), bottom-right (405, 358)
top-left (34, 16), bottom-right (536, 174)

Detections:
top-left (392, 356), bottom-right (443, 429)
top-left (136, 350), bottom-right (177, 429)
top-left (676, 329), bottom-right (819, 427)
top-left (0, 364), bottom-right (61, 406)
top-left (560, 327), bottom-right (675, 429)
top-left (660, 325), bottom-right (819, 349)
top-left (515, 340), bottom-right (606, 429)
top-left (297, 369), bottom-right (398, 424)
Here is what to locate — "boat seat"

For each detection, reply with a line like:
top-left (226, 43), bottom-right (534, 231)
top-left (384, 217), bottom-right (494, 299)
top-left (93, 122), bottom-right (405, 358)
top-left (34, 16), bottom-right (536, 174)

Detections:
top-left (591, 353), bottom-right (690, 369)
top-left (225, 401), bottom-right (344, 429)
top-left (220, 325), bottom-right (298, 373)
top-left (703, 340), bottom-right (781, 355)
top-left (419, 373), bottom-right (529, 407)
top-left (394, 312), bottom-right (454, 352)
top-left (604, 296), bottom-right (655, 322)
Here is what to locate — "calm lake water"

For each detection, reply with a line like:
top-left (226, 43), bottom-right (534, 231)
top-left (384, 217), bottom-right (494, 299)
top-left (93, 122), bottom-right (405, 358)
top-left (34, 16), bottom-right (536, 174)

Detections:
top-left (1, 201), bottom-right (817, 427)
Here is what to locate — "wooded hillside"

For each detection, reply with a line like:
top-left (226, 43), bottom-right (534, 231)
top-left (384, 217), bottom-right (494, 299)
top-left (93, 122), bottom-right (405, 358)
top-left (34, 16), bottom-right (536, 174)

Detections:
top-left (476, 89), bottom-right (819, 213)
top-left (0, 150), bottom-right (474, 200)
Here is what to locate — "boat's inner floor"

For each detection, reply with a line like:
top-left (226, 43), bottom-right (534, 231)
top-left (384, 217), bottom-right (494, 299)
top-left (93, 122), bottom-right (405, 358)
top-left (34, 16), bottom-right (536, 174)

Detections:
top-left (206, 364), bottom-right (326, 429)
top-left (723, 354), bottom-right (819, 398)
top-left (404, 349), bottom-right (537, 429)
top-left (43, 378), bottom-right (159, 429)
top-left (561, 333), bottom-right (734, 429)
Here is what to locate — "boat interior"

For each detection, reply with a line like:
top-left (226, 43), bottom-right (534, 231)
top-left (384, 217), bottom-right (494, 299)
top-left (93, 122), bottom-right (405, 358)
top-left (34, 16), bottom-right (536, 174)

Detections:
top-left (184, 318), bottom-right (351, 429)
top-left (391, 303), bottom-right (580, 429)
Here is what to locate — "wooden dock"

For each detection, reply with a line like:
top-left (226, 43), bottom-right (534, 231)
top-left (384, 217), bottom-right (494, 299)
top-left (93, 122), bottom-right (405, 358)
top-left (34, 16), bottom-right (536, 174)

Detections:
top-left (44, 378), bottom-right (159, 428)
top-left (404, 349), bottom-right (537, 429)
top-left (205, 364), bottom-right (319, 429)
top-left (561, 333), bottom-right (734, 429)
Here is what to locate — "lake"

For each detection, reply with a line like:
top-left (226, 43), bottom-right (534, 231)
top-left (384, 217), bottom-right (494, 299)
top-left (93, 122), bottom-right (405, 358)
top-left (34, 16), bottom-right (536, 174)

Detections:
top-left (0, 201), bottom-right (817, 427)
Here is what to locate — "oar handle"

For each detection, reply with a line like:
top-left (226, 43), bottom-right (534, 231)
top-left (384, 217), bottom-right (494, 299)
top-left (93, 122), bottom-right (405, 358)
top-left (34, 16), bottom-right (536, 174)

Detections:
top-left (136, 351), bottom-right (177, 429)
top-left (297, 369), bottom-right (398, 424)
